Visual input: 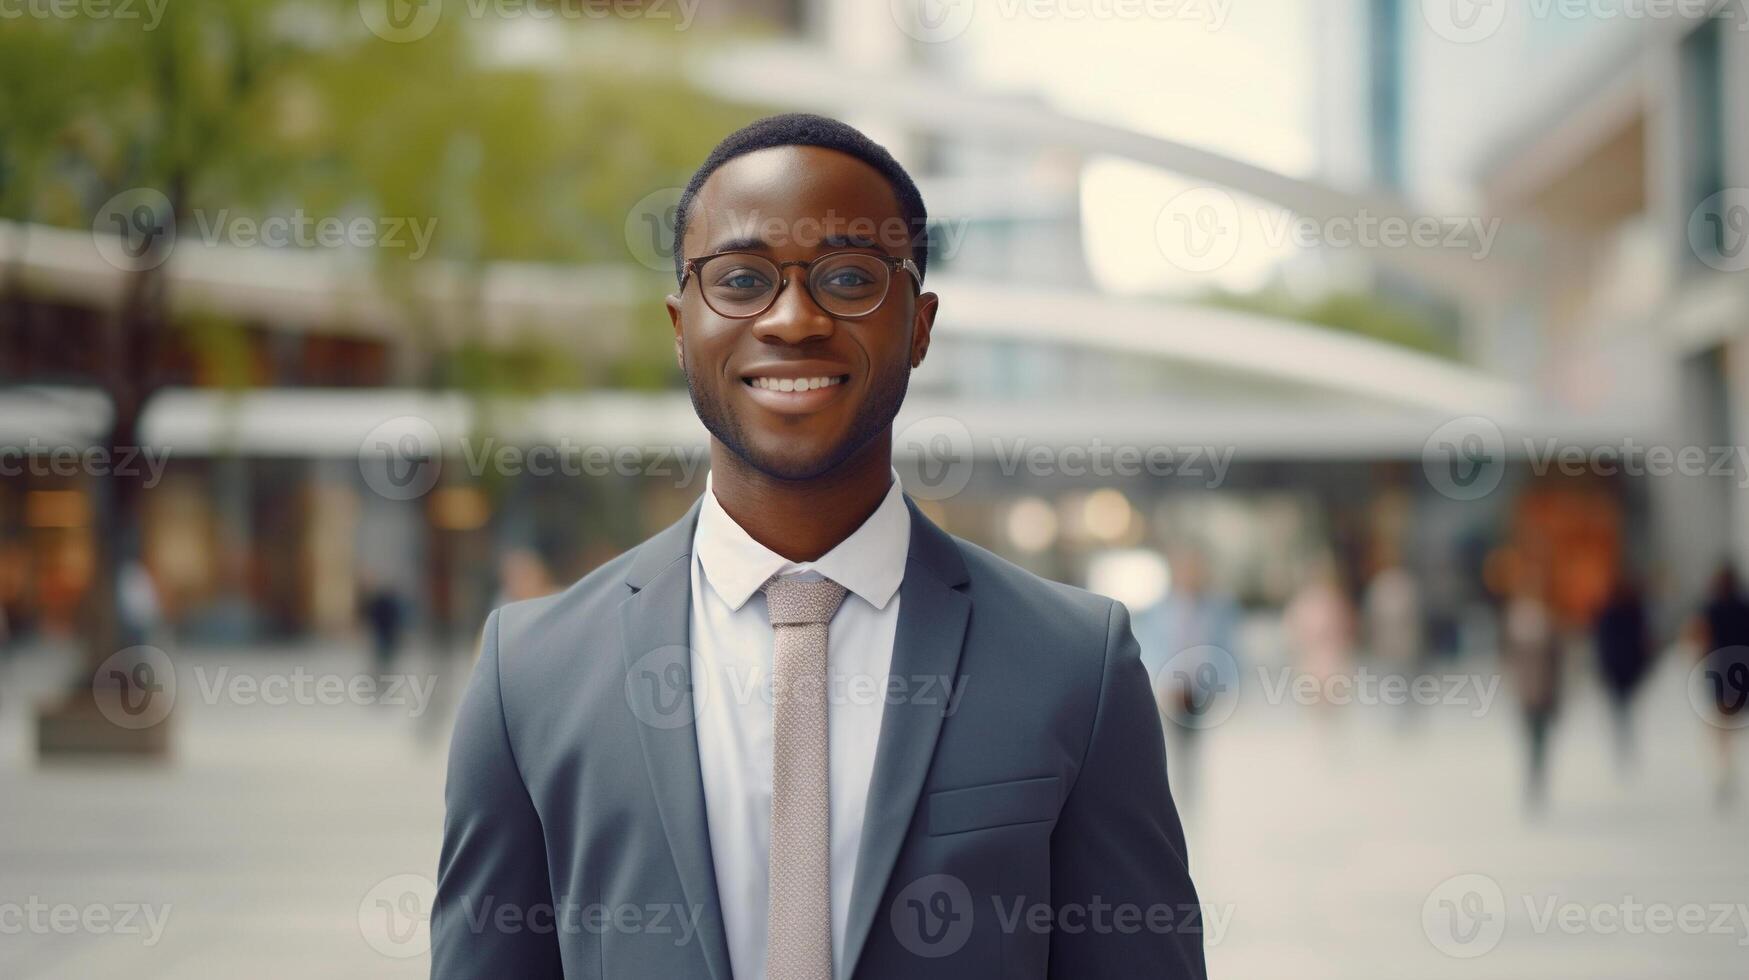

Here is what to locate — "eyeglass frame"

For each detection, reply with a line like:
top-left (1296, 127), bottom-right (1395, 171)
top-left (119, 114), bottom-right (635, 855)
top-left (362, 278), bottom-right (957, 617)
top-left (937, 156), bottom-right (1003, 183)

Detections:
top-left (677, 248), bottom-right (923, 320)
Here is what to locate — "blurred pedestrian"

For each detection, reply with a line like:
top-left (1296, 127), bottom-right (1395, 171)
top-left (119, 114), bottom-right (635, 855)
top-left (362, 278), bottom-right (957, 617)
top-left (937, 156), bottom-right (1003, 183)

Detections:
top-left (359, 580), bottom-right (407, 684)
top-left (492, 547), bottom-right (558, 609)
top-left (1363, 554), bottom-right (1424, 726)
top-left (1687, 564), bottom-right (1749, 808)
top-left (1283, 553), bottom-right (1354, 715)
top-left (1593, 571), bottom-right (1651, 774)
top-left (1503, 571), bottom-right (1561, 813)
top-left (1136, 546), bottom-right (1240, 804)
top-left (117, 559), bottom-right (166, 650)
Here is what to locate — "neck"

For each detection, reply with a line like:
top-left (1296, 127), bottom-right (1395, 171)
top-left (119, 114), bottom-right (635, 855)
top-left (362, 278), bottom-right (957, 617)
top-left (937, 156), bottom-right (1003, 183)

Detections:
top-left (709, 434), bottom-right (894, 563)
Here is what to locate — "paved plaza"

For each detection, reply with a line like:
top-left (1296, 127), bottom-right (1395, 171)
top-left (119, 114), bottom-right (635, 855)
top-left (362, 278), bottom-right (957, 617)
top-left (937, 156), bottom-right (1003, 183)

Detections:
top-left (1, 640), bottom-right (1744, 978)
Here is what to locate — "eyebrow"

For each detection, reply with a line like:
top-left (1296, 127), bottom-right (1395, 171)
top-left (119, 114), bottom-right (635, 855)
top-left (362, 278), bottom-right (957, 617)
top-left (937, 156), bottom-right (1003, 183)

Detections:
top-left (700, 235), bottom-right (769, 254)
top-left (697, 232), bottom-right (886, 255)
top-left (821, 233), bottom-right (881, 250)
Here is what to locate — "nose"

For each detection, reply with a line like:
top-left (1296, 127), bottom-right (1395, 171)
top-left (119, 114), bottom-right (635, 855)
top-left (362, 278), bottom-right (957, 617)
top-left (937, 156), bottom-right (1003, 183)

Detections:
top-left (750, 267), bottom-right (835, 345)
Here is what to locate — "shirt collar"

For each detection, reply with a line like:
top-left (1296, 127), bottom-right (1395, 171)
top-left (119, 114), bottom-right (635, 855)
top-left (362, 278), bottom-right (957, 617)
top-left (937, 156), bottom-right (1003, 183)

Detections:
top-left (693, 468), bottom-right (910, 612)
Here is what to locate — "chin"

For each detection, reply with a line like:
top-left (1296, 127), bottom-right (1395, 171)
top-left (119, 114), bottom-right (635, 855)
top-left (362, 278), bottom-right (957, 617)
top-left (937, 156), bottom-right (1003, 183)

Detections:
top-left (739, 440), bottom-right (846, 482)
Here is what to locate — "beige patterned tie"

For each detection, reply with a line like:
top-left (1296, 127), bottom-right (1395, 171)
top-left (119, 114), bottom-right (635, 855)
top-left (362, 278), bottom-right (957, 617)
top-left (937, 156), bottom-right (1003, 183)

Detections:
top-left (761, 574), bottom-right (847, 980)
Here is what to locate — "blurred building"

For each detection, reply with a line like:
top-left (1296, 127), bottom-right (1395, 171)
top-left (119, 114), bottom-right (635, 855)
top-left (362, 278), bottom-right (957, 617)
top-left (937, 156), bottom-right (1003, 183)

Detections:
top-left (4, 0), bottom-right (1743, 650)
top-left (1415, 5), bottom-right (1749, 623)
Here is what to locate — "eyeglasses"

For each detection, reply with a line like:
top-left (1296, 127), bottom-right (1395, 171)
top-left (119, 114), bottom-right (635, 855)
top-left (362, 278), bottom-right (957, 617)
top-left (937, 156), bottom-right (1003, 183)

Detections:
top-left (679, 248), bottom-right (922, 320)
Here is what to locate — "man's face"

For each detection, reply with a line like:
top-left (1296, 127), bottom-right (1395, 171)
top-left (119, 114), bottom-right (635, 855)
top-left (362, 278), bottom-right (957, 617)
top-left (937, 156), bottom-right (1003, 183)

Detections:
top-left (666, 145), bottom-right (938, 481)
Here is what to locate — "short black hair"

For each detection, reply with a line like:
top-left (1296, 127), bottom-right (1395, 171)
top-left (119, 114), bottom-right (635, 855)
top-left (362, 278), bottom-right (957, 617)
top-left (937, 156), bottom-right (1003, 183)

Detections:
top-left (672, 112), bottom-right (929, 285)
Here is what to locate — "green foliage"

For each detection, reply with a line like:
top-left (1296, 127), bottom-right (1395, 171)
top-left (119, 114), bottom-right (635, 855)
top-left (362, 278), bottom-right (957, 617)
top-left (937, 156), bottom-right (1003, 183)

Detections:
top-left (1197, 287), bottom-right (1459, 359)
top-left (0, 1), bottom-right (767, 394)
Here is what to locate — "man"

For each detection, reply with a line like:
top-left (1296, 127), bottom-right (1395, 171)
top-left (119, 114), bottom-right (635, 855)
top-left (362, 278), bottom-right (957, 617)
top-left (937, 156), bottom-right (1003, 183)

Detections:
top-left (433, 113), bottom-right (1205, 979)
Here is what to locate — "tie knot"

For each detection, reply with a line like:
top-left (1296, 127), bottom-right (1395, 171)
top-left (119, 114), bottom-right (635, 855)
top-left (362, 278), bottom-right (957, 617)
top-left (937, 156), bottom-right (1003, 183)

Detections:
top-left (761, 575), bottom-right (848, 627)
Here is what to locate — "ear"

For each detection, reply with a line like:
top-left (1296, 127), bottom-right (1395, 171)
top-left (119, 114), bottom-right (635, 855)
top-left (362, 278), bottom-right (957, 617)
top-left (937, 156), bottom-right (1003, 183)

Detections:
top-left (665, 292), bottom-right (685, 370)
top-left (909, 290), bottom-right (939, 369)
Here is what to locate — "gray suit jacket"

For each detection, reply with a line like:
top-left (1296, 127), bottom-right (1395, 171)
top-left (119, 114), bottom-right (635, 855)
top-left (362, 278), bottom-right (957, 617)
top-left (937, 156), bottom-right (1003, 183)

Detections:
top-left (433, 495), bottom-right (1205, 979)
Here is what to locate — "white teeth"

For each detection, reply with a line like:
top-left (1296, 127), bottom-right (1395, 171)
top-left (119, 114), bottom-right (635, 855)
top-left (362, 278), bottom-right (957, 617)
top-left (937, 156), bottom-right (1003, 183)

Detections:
top-left (750, 376), bottom-right (843, 392)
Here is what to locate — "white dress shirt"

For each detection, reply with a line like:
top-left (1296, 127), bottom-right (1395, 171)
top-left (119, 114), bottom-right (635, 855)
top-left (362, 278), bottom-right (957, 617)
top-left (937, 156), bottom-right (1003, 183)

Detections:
top-left (688, 469), bottom-right (910, 980)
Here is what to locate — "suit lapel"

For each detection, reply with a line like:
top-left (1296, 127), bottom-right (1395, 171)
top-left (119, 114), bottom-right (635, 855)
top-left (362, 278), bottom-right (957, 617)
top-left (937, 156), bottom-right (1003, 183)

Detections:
top-left (618, 499), bottom-right (736, 980)
top-left (618, 494), bottom-right (974, 980)
top-left (842, 496), bottom-right (972, 977)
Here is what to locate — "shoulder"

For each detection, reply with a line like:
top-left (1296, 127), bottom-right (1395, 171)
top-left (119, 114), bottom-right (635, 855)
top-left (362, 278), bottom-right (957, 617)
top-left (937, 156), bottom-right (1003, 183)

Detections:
top-left (947, 532), bottom-right (1126, 649)
top-left (486, 546), bottom-right (641, 666)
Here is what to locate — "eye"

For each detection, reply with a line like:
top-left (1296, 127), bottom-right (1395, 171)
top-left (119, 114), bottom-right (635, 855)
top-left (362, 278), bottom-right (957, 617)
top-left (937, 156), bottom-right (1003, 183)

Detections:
top-left (713, 268), bottom-right (772, 291)
top-left (824, 268), bottom-right (876, 288)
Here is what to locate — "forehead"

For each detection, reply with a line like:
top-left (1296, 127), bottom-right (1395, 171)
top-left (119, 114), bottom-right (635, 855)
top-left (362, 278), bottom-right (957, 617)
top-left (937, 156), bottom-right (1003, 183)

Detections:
top-left (688, 145), bottom-right (905, 253)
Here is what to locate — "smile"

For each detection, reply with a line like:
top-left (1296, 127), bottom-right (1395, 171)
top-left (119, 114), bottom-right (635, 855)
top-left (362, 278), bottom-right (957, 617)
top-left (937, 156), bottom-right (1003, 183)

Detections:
top-left (745, 375), bottom-right (847, 392)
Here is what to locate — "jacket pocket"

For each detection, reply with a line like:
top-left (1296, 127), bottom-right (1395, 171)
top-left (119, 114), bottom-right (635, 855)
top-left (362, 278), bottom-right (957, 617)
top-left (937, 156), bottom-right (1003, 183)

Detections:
top-left (926, 775), bottom-right (1061, 836)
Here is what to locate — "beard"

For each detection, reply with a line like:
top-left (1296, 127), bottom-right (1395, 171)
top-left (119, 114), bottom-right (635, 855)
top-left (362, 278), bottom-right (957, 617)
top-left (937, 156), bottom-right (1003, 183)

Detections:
top-left (684, 356), bottom-right (910, 482)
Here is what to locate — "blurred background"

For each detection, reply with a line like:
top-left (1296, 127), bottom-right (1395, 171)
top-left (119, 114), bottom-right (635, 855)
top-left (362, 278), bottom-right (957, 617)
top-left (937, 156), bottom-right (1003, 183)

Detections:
top-left (3, 0), bottom-right (1749, 977)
